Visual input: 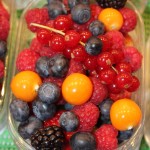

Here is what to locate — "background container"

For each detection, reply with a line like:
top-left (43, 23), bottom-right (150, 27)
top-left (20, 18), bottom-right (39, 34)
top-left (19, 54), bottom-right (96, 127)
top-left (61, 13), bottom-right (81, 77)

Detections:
top-left (7, 0), bottom-right (146, 149)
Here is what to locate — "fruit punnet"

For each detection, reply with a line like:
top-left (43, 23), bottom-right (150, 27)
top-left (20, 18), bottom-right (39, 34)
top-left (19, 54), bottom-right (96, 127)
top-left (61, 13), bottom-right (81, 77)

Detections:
top-left (10, 0), bottom-right (143, 149)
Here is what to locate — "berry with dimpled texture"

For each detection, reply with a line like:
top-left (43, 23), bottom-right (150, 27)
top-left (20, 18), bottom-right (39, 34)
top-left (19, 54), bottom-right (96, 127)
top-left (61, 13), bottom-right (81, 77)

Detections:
top-left (0, 16), bottom-right (10, 41)
top-left (18, 116), bottom-right (43, 139)
top-left (0, 40), bottom-right (7, 58)
top-left (72, 102), bottom-right (100, 131)
top-left (30, 38), bottom-right (42, 54)
top-left (95, 124), bottom-right (118, 150)
top-left (38, 82), bottom-right (60, 104)
top-left (35, 56), bottom-right (50, 78)
top-left (105, 30), bottom-right (125, 50)
top-left (59, 111), bottom-right (79, 131)
top-left (90, 4), bottom-right (102, 19)
top-left (32, 99), bottom-right (56, 121)
top-left (123, 46), bottom-right (142, 72)
top-left (67, 59), bottom-right (85, 76)
top-left (71, 4), bottom-right (91, 24)
top-left (10, 99), bottom-right (30, 122)
top-left (120, 7), bottom-right (137, 33)
top-left (89, 20), bottom-right (105, 36)
top-left (0, 3), bottom-right (10, 20)
top-left (85, 36), bottom-right (103, 55)
top-left (49, 54), bottom-right (69, 78)
top-left (70, 132), bottom-right (96, 150)
top-left (47, 1), bottom-right (67, 19)
top-left (0, 60), bottom-right (4, 78)
top-left (16, 49), bottom-right (40, 72)
top-left (89, 77), bottom-right (108, 105)
top-left (25, 8), bottom-right (49, 32)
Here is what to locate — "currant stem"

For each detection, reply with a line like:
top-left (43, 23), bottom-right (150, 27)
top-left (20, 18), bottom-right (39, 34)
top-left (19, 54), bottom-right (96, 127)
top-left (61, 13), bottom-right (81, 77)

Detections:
top-left (30, 23), bottom-right (85, 46)
top-left (111, 66), bottom-right (118, 74)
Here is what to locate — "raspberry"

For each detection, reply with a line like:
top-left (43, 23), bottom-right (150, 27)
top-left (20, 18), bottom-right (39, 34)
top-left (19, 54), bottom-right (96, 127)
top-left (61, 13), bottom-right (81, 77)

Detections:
top-left (120, 7), bottom-right (137, 33)
top-left (90, 4), bottom-right (103, 19)
top-left (72, 102), bottom-right (100, 131)
top-left (16, 49), bottom-right (40, 72)
top-left (89, 77), bottom-right (108, 105)
top-left (67, 59), bottom-right (85, 76)
top-left (0, 16), bottom-right (10, 41)
top-left (0, 3), bottom-right (10, 20)
top-left (25, 8), bottom-right (49, 32)
top-left (44, 110), bottom-right (65, 127)
top-left (0, 60), bottom-right (4, 78)
top-left (123, 46), bottom-right (142, 72)
top-left (95, 124), bottom-right (118, 150)
top-left (30, 38), bottom-right (42, 54)
top-left (105, 30), bottom-right (125, 50)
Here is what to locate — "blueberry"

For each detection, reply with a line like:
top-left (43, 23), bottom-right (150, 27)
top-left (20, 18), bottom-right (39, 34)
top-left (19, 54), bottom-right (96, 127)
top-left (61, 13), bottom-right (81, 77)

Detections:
top-left (70, 132), bottom-right (96, 150)
top-left (99, 98), bottom-right (113, 122)
top-left (71, 4), bottom-right (91, 24)
top-left (0, 40), bottom-right (7, 58)
top-left (89, 20), bottom-right (105, 36)
top-left (35, 56), bottom-right (50, 78)
top-left (18, 116), bottom-right (43, 139)
top-left (47, 1), bottom-right (67, 19)
top-left (32, 99), bottom-right (56, 121)
top-left (64, 103), bottom-right (74, 110)
top-left (79, 0), bottom-right (90, 5)
top-left (9, 99), bottom-right (30, 122)
top-left (49, 54), bottom-right (69, 78)
top-left (118, 129), bottom-right (133, 144)
top-left (85, 36), bottom-right (103, 55)
top-left (38, 82), bottom-right (60, 104)
top-left (59, 111), bottom-right (79, 132)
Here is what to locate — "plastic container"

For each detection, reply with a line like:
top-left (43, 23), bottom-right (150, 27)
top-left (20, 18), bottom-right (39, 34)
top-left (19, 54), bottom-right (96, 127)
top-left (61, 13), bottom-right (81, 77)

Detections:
top-left (7, 0), bottom-right (146, 149)
top-left (0, 0), bottom-right (16, 133)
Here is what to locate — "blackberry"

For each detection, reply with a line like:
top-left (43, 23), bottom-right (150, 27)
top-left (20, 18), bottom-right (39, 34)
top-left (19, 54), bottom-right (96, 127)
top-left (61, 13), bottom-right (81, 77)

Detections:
top-left (31, 125), bottom-right (65, 150)
top-left (96, 0), bottom-right (127, 9)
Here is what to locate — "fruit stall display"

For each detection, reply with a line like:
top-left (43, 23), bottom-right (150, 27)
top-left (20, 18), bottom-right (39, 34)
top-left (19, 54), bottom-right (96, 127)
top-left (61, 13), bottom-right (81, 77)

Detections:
top-left (7, 0), bottom-right (145, 150)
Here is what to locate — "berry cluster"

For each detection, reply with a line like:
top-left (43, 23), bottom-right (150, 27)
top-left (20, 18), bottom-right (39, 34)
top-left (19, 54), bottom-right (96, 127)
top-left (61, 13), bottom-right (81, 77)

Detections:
top-left (10, 0), bottom-right (142, 150)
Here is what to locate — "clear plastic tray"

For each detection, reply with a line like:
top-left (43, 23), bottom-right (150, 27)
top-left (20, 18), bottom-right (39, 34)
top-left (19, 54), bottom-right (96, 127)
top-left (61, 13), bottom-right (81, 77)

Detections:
top-left (0, 0), bottom-right (16, 133)
top-left (7, 0), bottom-right (146, 149)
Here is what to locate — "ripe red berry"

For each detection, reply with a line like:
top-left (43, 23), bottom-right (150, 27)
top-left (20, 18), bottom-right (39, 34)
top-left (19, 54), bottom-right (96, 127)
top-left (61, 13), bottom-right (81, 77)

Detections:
top-left (115, 62), bottom-right (132, 73)
top-left (107, 83), bottom-right (122, 94)
top-left (80, 30), bottom-right (92, 43)
top-left (63, 48), bottom-right (73, 59)
top-left (84, 56), bottom-right (98, 70)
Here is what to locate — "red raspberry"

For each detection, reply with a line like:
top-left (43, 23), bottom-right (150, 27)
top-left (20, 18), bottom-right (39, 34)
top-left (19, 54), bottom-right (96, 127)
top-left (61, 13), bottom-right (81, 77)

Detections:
top-left (44, 110), bottom-right (65, 127)
top-left (123, 46), bottom-right (142, 72)
top-left (90, 4), bottom-right (103, 19)
top-left (95, 124), bottom-right (118, 150)
top-left (105, 30), bottom-right (125, 50)
top-left (72, 102), bottom-right (100, 132)
top-left (25, 8), bottom-right (49, 32)
top-left (0, 16), bottom-right (10, 41)
top-left (0, 3), bottom-right (10, 20)
top-left (30, 38), bottom-right (42, 54)
top-left (67, 59), bottom-right (85, 76)
top-left (16, 49), bottom-right (40, 72)
top-left (89, 77), bottom-right (108, 105)
top-left (120, 7), bottom-right (137, 33)
top-left (0, 60), bottom-right (4, 78)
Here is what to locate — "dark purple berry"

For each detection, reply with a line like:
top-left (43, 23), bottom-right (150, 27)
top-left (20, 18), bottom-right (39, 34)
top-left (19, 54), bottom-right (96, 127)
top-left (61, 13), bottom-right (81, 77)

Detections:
top-left (32, 99), bottom-right (56, 121)
top-left (38, 82), bottom-right (60, 104)
top-left (64, 103), bottom-right (74, 110)
top-left (68, 0), bottom-right (80, 9)
top-left (59, 111), bottom-right (79, 132)
top-left (0, 40), bottom-right (7, 58)
top-left (9, 99), bottom-right (30, 122)
top-left (18, 116), bottom-right (43, 139)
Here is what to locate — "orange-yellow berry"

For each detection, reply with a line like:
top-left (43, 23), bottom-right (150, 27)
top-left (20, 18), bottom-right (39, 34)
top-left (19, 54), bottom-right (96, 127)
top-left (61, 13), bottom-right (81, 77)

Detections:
top-left (62, 73), bottom-right (93, 105)
top-left (98, 8), bottom-right (123, 31)
top-left (11, 71), bottom-right (42, 102)
top-left (110, 98), bottom-right (142, 131)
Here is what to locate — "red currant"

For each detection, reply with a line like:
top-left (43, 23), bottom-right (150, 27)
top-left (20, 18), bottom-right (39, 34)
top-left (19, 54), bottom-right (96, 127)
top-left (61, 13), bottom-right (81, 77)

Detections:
top-left (84, 56), bottom-right (98, 70)
top-left (115, 62), bottom-right (132, 73)
top-left (37, 29), bottom-right (54, 45)
top-left (63, 48), bottom-right (73, 59)
top-left (80, 30), bottom-right (92, 43)
top-left (46, 20), bottom-right (54, 28)
top-left (64, 30), bottom-right (81, 48)
top-left (50, 34), bottom-right (65, 52)
top-left (54, 15), bottom-right (73, 31)
top-left (99, 68), bottom-right (116, 84)
top-left (107, 83), bottom-right (122, 94)
top-left (116, 72), bottom-right (133, 89)
top-left (127, 76), bottom-right (140, 92)
top-left (72, 45), bottom-right (88, 62)
top-left (97, 52), bottom-right (114, 69)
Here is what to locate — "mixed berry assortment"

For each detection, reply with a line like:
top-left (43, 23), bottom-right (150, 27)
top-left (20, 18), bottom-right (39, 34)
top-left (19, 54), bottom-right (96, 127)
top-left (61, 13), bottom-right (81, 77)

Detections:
top-left (10, 0), bottom-right (143, 149)
top-left (0, 1), bottom-right (10, 91)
